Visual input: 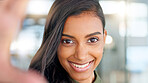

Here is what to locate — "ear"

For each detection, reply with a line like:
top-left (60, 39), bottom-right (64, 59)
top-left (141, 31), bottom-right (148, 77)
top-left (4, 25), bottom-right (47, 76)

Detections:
top-left (103, 29), bottom-right (107, 43)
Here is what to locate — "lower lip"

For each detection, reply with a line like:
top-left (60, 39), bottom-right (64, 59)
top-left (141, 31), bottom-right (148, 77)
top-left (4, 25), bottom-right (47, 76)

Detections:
top-left (69, 60), bottom-right (94, 72)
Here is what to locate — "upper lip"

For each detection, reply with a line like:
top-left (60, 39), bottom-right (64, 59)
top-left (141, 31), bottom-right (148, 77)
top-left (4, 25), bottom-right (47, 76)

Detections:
top-left (68, 60), bottom-right (94, 65)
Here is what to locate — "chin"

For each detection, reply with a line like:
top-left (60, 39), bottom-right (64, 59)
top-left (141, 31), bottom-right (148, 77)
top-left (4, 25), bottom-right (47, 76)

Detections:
top-left (68, 62), bottom-right (95, 82)
top-left (72, 73), bottom-right (91, 81)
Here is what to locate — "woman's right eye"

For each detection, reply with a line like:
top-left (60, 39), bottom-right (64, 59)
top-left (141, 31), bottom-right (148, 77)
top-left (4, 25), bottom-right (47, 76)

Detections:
top-left (61, 39), bottom-right (74, 45)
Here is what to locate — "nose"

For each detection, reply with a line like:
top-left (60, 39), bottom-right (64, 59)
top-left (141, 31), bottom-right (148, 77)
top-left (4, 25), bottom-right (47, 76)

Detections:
top-left (74, 43), bottom-right (88, 61)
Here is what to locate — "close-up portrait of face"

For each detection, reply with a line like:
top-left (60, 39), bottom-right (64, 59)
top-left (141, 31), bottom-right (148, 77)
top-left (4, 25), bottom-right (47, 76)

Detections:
top-left (57, 12), bottom-right (107, 82)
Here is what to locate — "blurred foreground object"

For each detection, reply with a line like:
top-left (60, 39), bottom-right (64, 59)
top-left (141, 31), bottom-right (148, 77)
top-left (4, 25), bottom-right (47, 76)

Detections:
top-left (0, 0), bottom-right (46, 83)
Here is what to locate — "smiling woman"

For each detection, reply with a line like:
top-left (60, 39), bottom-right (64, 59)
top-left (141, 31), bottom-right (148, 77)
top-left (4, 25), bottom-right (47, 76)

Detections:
top-left (29, 0), bottom-right (107, 83)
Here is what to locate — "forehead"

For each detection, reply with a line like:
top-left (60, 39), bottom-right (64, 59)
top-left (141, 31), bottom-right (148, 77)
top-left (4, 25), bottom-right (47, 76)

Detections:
top-left (63, 12), bottom-right (103, 36)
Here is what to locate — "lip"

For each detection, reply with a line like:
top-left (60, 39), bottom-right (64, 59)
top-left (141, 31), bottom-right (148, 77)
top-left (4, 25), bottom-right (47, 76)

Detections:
top-left (68, 60), bottom-right (94, 72)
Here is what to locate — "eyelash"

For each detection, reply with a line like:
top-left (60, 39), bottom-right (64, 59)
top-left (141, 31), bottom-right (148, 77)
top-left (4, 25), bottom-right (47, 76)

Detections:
top-left (61, 37), bottom-right (99, 46)
top-left (87, 37), bottom-right (99, 43)
top-left (61, 39), bottom-right (74, 46)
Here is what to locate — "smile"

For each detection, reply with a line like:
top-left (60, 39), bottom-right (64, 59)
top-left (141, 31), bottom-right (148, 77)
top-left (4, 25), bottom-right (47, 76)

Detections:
top-left (68, 60), bottom-right (94, 72)
top-left (72, 62), bottom-right (89, 68)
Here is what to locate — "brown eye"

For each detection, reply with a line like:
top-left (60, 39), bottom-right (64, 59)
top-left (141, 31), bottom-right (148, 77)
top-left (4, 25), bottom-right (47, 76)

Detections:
top-left (62, 39), bottom-right (74, 44)
top-left (87, 37), bottom-right (99, 43)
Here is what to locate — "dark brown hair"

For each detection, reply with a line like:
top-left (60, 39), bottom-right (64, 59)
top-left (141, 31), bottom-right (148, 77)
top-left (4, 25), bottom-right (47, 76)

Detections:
top-left (29, 0), bottom-right (105, 82)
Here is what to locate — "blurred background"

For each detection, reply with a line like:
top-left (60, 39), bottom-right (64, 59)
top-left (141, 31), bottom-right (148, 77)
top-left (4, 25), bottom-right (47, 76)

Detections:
top-left (10, 0), bottom-right (148, 83)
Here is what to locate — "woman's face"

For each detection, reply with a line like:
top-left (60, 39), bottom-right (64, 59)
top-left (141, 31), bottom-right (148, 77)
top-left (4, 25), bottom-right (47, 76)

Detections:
top-left (57, 12), bottom-right (107, 82)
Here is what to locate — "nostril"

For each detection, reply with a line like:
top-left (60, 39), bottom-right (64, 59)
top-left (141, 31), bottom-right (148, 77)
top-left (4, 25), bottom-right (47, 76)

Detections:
top-left (74, 52), bottom-right (88, 61)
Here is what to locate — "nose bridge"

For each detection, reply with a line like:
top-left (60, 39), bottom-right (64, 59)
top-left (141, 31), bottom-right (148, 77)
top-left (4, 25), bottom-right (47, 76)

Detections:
top-left (74, 42), bottom-right (88, 60)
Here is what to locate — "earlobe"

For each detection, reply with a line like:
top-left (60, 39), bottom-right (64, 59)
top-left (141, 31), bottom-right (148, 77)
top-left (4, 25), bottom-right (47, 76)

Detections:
top-left (104, 29), bottom-right (107, 43)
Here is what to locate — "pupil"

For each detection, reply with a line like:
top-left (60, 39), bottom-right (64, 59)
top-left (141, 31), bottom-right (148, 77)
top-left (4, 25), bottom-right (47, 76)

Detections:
top-left (66, 40), bottom-right (71, 43)
top-left (91, 38), bottom-right (97, 42)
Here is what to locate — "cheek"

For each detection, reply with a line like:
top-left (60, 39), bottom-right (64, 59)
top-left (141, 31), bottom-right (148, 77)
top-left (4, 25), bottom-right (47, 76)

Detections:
top-left (89, 45), bottom-right (104, 57)
top-left (90, 47), bottom-right (104, 67)
top-left (95, 48), bottom-right (103, 58)
top-left (57, 44), bottom-right (75, 71)
top-left (57, 44), bottom-right (75, 59)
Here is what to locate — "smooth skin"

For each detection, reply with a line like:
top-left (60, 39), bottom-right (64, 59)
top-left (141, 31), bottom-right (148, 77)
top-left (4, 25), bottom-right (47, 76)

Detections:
top-left (0, 0), bottom-right (46, 83)
top-left (57, 12), bottom-right (107, 83)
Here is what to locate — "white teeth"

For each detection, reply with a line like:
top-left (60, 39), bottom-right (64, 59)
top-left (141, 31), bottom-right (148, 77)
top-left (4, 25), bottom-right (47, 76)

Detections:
top-left (72, 62), bottom-right (89, 68)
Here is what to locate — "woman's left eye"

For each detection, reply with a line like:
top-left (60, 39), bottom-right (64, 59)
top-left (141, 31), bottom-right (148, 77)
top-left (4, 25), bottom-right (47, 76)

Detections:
top-left (87, 37), bottom-right (99, 43)
top-left (61, 39), bottom-right (74, 44)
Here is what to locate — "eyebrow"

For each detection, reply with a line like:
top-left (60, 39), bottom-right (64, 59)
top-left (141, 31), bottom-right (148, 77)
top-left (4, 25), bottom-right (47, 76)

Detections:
top-left (62, 32), bottom-right (102, 38)
top-left (85, 32), bottom-right (102, 38)
top-left (62, 34), bottom-right (75, 38)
